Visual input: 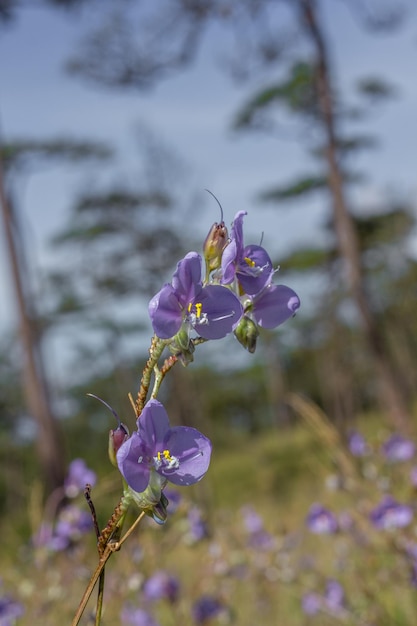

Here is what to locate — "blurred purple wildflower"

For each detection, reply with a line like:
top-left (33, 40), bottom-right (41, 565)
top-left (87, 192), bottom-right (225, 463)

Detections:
top-left (302, 580), bottom-right (347, 618)
top-left (0, 583), bottom-right (24, 626)
top-left (301, 592), bottom-right (321, 616)
top-left (163, 488), bottom-right (182, 514)
top-left (121, 605), bottom-right (160, 626)
top-left (382, 434), bottom-right (415, 462)
top-left (369, 495), bottom-right (413, 529)
top-left (192, 595), bottom-right (226, 625)
top-left (186, 506), bottom-right (210, 543)
top-left (149, 252), bottom-right (243, 340)
top-left (117, 399), bottom-right (212, 494)
top-left (306, 504), bottom-right (338, 534)
top-left (241, 506), bottom-right (276, 550)
top-left (324, 579), bottom-right (346, 617)
top-left (348, 431), bottom-right (367, 457)
top-left (33, 505), bottom-right (93, 552)
top-left (64, 458), bottom-right (97, 498)
top-left (143, 571), bottom-right (180, 604)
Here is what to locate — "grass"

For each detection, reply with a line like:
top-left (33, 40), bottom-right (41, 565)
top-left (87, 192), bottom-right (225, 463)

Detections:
top-left (2, 418), bottom-right (417, 625)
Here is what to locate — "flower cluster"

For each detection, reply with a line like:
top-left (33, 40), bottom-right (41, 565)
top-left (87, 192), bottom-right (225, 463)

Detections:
top-left (34, 458), bottom-right (96, 553)
top-left (149, 209), bottom-right (300, 354)
top-left (113, 207), bottom-right (300, 521)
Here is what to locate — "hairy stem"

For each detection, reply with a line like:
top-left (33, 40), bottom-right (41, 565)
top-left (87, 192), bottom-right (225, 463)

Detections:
top-left (136, 335), bottom-right (167, 415)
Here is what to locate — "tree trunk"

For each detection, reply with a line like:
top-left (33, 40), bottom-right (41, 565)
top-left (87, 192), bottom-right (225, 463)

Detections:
top-left (300, 0), bottom-right (410, 431)
top-left (0, 151), bottom-right (66, 494)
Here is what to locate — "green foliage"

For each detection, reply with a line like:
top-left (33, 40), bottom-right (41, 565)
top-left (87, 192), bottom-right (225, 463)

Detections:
top-left (259, 174), bottom-right (328, 201)
top-left (233, 61), bottom-right (317, 129)
top-left (0, 138), bottom-right (112, 172)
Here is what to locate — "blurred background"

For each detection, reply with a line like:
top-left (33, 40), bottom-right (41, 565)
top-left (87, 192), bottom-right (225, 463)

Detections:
top-left (1, 1), bottom-right (417, 624)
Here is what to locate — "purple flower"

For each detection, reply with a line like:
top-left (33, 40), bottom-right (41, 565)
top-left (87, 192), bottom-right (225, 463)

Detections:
top-left (302, 581), bottom-right (346, 618)
top-left (192, 596), bottom-right (225, 624)
top-left (348, 431), bottom-right (367, 457)
top-left (121, 606), bottom-right (160, 626)
top-left (324, 580), bottom-right (346, 616)
top-left (186, 506), bottom-right (210, 543)
top-left (117, 399), bottom-right (212, 494)
top-left (301, 592), bottom-right (321, 616)
top-left (241, 506), bottom-right (276, 550)
top-left (382, 434), bottom-right (415, 462)
top-left (64, 458), bottom-right (97, 498)
top-left (248, 282), bottom-right (300, 329)
top-left (370, 495), bottom-right (413, 529)
top-left (143, 571), bottom-right (180, 604)
top-left (241, 506), bottom-right (264, 534)
top-left (149, 252), bottom-right (243, 340)
top-left (221, 211), bottom-right (273, 295)
top-left (163, 488), bottom-right (182, 514)
top-left (0, 593), bottom-right (24, 626)
top-left (33, 506), bottom-right (92, 552)
top-left (306, 504), bottom-right (338, 534)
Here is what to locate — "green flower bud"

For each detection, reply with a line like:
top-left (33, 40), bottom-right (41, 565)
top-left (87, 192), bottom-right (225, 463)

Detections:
top-left (234, 314), bottom-right (259, 353)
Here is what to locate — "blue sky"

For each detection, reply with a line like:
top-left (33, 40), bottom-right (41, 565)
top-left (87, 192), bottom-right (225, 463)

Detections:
top-left (0, 1), bottom-right (416, 333)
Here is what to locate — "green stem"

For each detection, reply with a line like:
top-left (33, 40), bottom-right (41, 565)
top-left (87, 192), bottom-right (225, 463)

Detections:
top-left (136, 335), bottom-right (168, 415)
top-left (151, 354), bottom-right (179, 398)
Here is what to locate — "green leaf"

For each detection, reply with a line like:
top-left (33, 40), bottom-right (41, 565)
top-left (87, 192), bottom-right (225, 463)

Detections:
top-left (259, 175), bottom-right (327, 201)
top-left (233, 61), bottom-right (316, 129)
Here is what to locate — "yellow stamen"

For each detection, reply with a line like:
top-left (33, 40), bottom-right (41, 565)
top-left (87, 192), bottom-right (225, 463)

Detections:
top-left (157, 450), bottom-right (173, 462)
top-left (244, 256), bottom-right (256, 268)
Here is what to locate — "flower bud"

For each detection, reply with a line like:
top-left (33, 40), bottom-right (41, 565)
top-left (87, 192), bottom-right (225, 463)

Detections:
top-left (234, 314), bottom-right (259, 353)
top-left (108, 423), bottom-right (129, 468)
top-left (203, 221), bottom-right (228, 273)
top-left (170, 326), bottom-right (195, 366)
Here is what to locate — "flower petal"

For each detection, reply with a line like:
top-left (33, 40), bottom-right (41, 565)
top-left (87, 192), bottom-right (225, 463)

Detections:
top-left (221, 238), bottom-right (237, 285)
top-left (191, 285), bottom-right (243, 339)
top-left (138, 399), bottom-right (170, 448)
top-left (230, 210), bottom-right (246, 257)
top-left (237, 244), bottom-right (273, 295)
top-left (161, 426), bottom-right (212, 486)
top-left (253, 284), bottom-right (300, 329)
top-left (171, 252), bottom-right (203, 307)
top-left (149, 284), bottom-right (183, 339)
top-left (116, 432), bottom-right (150, 493)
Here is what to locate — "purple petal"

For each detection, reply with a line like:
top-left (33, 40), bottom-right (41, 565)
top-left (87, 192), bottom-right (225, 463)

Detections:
top-left (171, 252), bottom-right (203, 307)
top-left (252, 284), bottom-right (300, 329)
top-left (221, 238), bottom-right (238, 285)
top-left (138, 400), bottom-right (170, 448)
top-left (161, 426), bottom-right (212, 486)
top-left (237, 245), bottom-right (273, 295)
top-left (230, 210), bottom-right (246, 257)
top-left (370, 495), bottom-right (413, 529)
top-left (116, 433), bottom-right (150, 493)
top-left (382, 434), bottom-right (415, 462)
top-left (190, 285), bottom-right (243, 339)
top-left (221, 211), bottom-right (247, 285)
top-left (149, 284), bottom-right (183, 339)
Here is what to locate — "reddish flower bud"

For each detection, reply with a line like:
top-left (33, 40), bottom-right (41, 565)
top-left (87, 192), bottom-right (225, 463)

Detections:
top-left (108, 423), bottom-right (129, 468)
